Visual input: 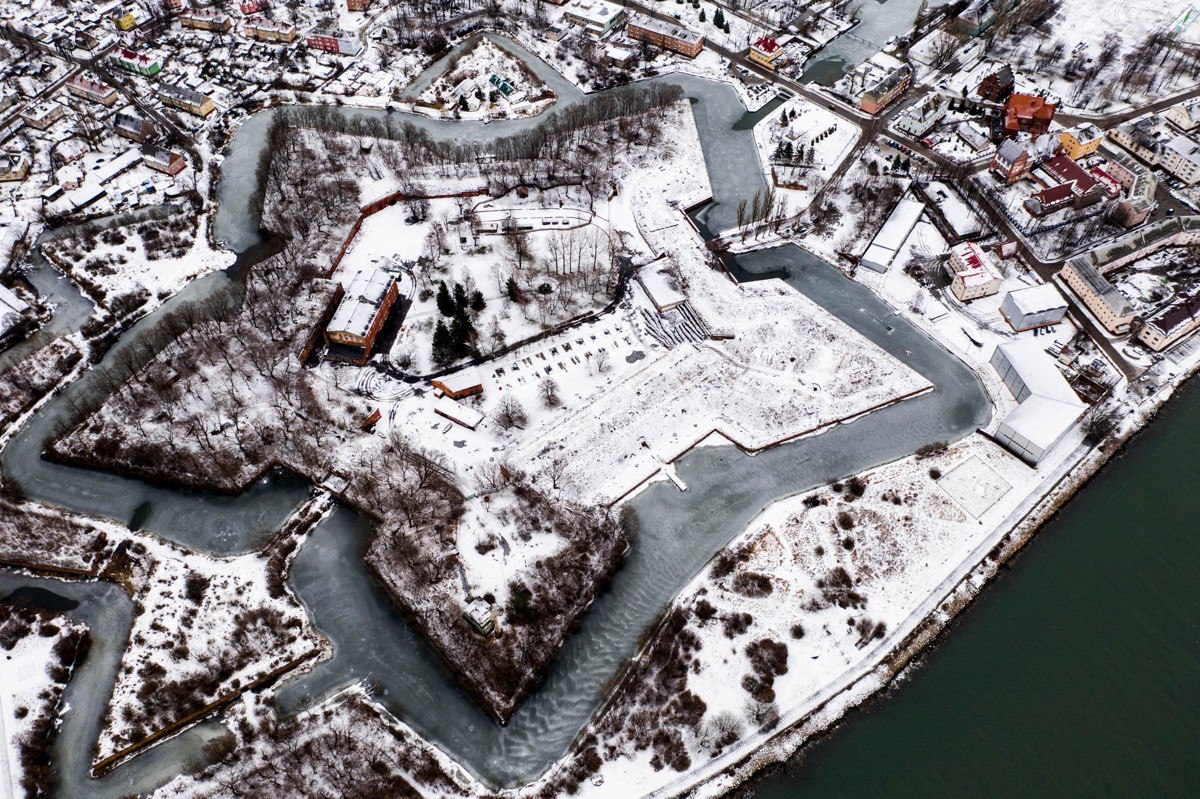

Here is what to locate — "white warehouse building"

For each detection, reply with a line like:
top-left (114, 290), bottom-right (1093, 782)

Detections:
top-left (860, 196), bottom-right (924, 273)
top-left (999, 283), bottom-right (1068, 331)
top-left (990, 340), bottom-right (1085, 465)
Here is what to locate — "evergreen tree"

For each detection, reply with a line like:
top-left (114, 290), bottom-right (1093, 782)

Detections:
top-left (470, 290), bottom-right (486, 312)
top-left (453, 282), bottom-right (468, 312)
top-left (458, 95), bottom-right (469, 111)
top-left (724, 22), bottom-right (730, 34)
top-left (432, 320), bottom-right (454, 364)
top-left (505, 275), bottom-right (523, 304)
top-left (714, 8), bottom-right (724, 27)
top-left (436, 282), bottom-right (455, 316)
top-left (699, 8), bottom-right (705, 22)
top-left (450, 309), bottom-right (475, 357)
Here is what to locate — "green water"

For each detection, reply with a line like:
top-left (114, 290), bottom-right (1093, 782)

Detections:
top-left (746, 380), bottom-right (1200, 798)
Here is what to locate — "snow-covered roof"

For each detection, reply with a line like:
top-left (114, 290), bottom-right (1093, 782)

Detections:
top-left (638, 269), bottom-right (686, 312)
top-left (871, 197), bottom-right (924, 257)
top-left (1001, 394), bottom-right (1085, 452)
top-left (1005, 283), bottom-right (1067, 316)
top-left (434, 366), bottom-right (483, 395)
top-left (328, 268), bottom-right (394, 339)
top-left (950, 242), bottom-right (1000, 286)
top-left (0, 283), bottom-right (30, 337)
top-left (995, 340), bottom-right (1082, 406)
top-left (434, 396), bottom-right (484, 430)
top-left (994, 339), bottom-right (1085, 455)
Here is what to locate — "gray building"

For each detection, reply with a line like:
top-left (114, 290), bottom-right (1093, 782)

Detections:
top-left (999, 283), bottom-right (1068, 331)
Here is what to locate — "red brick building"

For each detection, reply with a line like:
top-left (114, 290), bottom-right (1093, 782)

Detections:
top-left (1001, 93), bottom-right (1056, 139)
top-left (976, 64), bottom-right (1014, 103)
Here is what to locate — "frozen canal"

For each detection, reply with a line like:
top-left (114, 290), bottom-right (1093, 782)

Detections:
top-left (2, 30), bottom-right (985, 798)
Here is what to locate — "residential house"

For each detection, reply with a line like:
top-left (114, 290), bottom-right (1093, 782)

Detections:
top-left (561, 0), bottom-right (626, 36)
top-left (1000, 93), bottom-right (1056, 139)
top-left (1109, 115), bottom-right (1170, 165)
top-left (1161, 135), bottom-right (1200, 185)
top-left (19, 102), bottom-right (65, 131)
top-left (108, 48), bottom-right (162, 77)
top-left (114, 108), bottom-right (157, 142)
top-left (860, 57), bottom-right (911, 115)
top-left (975, 64), bottom-right (1014, 103)
top-left (112, 6), bottom-right (146, 31)
top-left (990, 339), bottom-right (1085, 465)
top-left (67, 74), bottom-right (118, 106)
top-left (1101, 149), bottom-right (1157, 227)
top-left (1060, 257), bottom-right (1134, 334)
top-left (626, 16), bottom-right (704, 58)
top-left (157, 83), bottom-right (215, 117)
top-left (181, 10), bottom-right (233, 33)
top-left (1136, 290), bottom-right (1200, 351)
top-left (305, 28), bottom-right (363, 56)
top-left (1059, 123), bottom-right (1102, 160)
top-left (946, 241), bottom-right (1002, 302)
top-left (1164, 101), bottom-right (1200, 133)
top-left (990, 138), bottom-right (1029, 184)
top-left (749, 36), bottom-right (783, 70)
top-left (51, 137), bottom-right (89, 168)
top-left (954, 0), bottom-right (1020, 36)
top-left (244, 18), bottom-right (297, 43)
top-left (0, 151), bottom-right (31, 182)
top-left (163, 0), bottom-right (186, 13)
top-left (999, 284), bottom-right (1068, 331)
top-left (239, 0), bottom-right (269, 14)
top-left (895, 94), bottom-right (950, 138)
top-left (347, 0), bottom-right (372, 10)
top-left (142, 144), bottom-right (187, 175)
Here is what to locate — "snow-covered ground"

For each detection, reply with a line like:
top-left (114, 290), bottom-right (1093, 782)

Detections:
top-left (753, 94), bottom-right (860, 210)
top-left (0, 603), bottom-right (88, 799)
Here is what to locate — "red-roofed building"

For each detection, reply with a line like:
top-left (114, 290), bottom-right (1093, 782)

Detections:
top-left (1001, 93), bottom-right (1056, 138)
top-left (240, 0), bottom-right (269, 14)
top-left (749, 36), bottom-right (783, 70)
top-left (1024, 183), bottom-right (1075, 216)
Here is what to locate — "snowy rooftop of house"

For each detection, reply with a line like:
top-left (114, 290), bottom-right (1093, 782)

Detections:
top-left (435, 367), bottom-right (483, 395)
top-left (0, 284), bottom-right (30, 336)
top-left (1167, 134), bottom-right (1200, 166)
top-left (563, 0), bottom-right (624, 26)
top-left (1005, 283), bottom-right (1067, 315)
top-left (434, 396), bottom-right (484, 430)
top-left (158, 82), bottom-right (208, 105)
top-left (753, 36), bottom-right (781, 54)
top-left (328, 268), bottom-right (394, 338)
top-left (628, 15), bottom-right (702, 45)
top-left (950, 242), bottom-right (1000, 286)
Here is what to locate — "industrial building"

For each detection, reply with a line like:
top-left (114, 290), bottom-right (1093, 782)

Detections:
top-left (999, 284), bottom-right (1068, 331)
top-left (990, 340), bottom-right (1085, 465)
